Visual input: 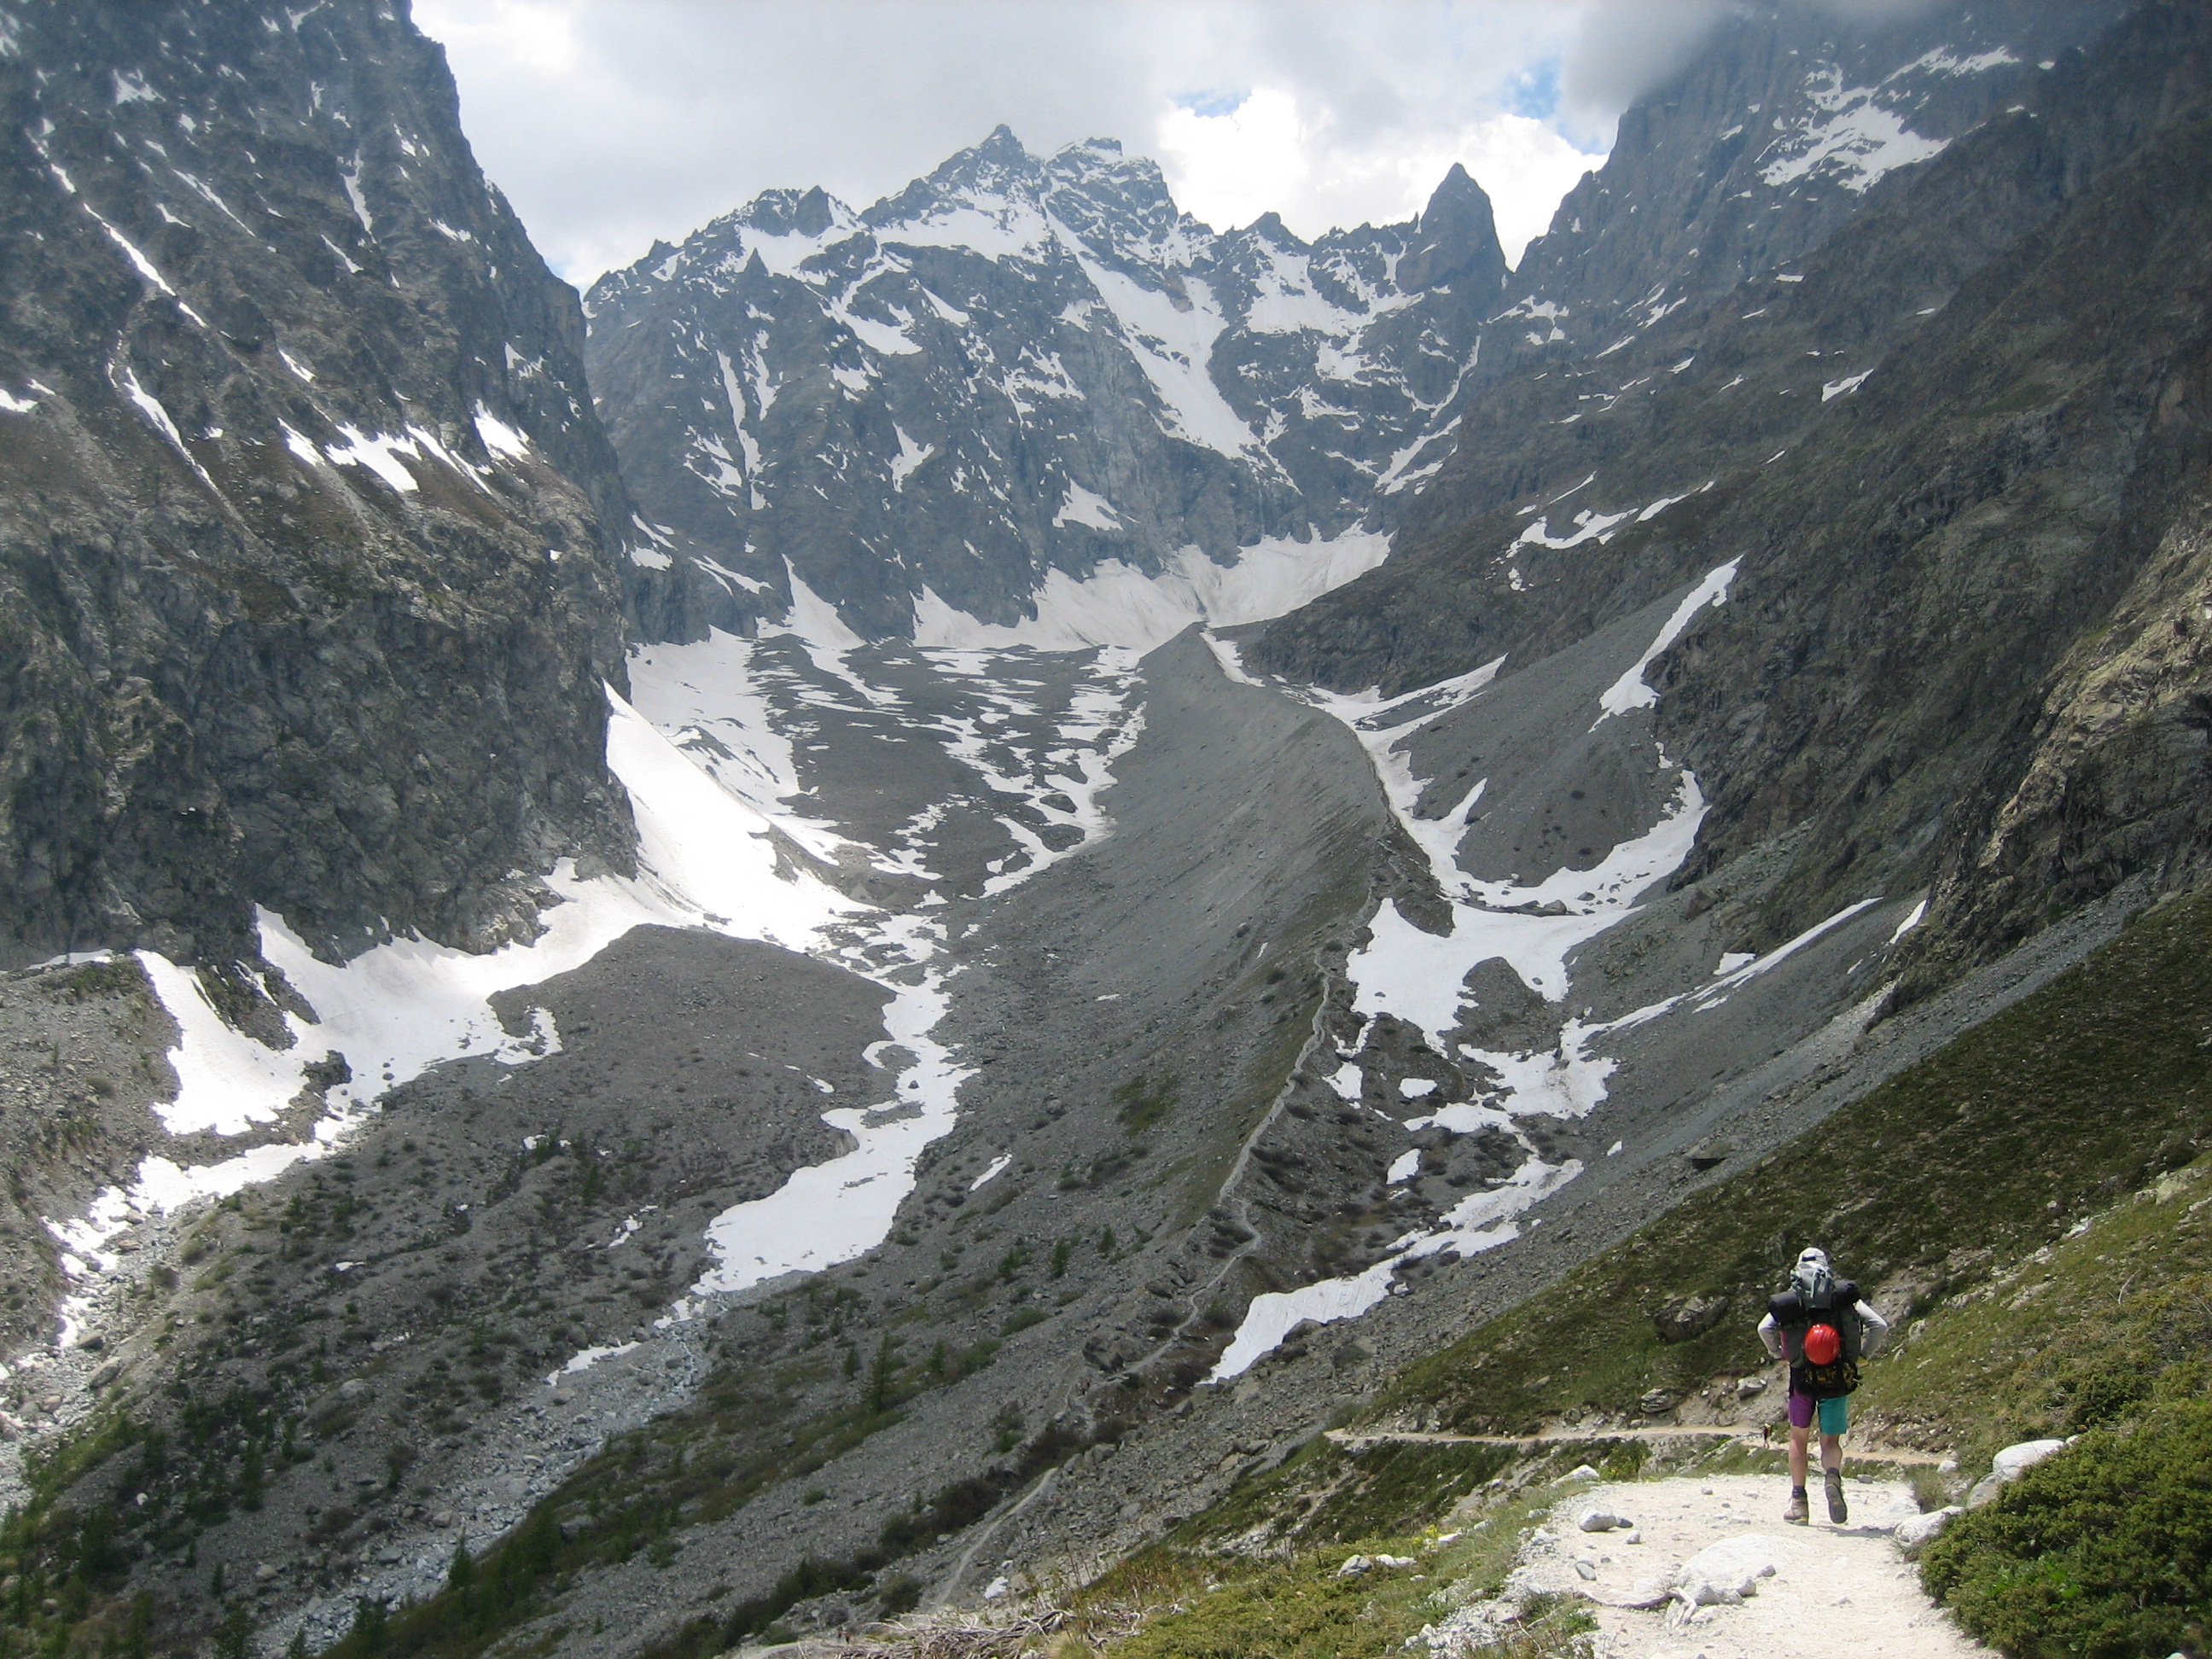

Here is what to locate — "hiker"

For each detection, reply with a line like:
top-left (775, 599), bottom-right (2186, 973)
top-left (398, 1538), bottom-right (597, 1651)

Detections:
top-left (1757, 1245), bottom-right (1889, 1523)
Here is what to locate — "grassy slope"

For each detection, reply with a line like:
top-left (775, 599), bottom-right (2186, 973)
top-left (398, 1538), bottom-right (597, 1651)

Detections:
top-left (1382, 887), bottom-right (2212, 1442)
top-left (1067, 888), bottom-right (2212, 1659)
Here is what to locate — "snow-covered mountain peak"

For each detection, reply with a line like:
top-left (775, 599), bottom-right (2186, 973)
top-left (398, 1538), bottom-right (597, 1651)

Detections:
top-left (1494, 0), bottom-right (2128, 364)
top-left (589, 131), bottom-right (1506, 647)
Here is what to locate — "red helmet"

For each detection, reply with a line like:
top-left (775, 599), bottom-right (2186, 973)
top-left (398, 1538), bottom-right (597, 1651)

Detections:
top-left (1804, 1323), bottom-right (1842, 1365)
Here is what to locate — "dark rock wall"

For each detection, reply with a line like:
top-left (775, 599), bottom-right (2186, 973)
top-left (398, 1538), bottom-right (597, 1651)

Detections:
top-left (1502, 0), bottom-right (2128, 364)
top-left (1254, 1), bottom-right (2212, 976)
top-left (0, 0), bottom-right (638, 968)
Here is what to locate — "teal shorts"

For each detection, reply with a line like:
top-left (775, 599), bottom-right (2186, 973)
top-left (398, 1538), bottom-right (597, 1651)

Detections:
top-left (1789, 1390), bottom-right (1848, 1435)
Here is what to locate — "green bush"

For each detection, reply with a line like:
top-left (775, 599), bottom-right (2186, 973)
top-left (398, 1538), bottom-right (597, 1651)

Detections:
top-left (1921, 1396), bottom-right (2212, 1657)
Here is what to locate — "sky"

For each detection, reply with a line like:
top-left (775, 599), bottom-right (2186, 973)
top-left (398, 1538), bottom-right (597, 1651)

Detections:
top-left (413, 1), bottom-right (1737, 286)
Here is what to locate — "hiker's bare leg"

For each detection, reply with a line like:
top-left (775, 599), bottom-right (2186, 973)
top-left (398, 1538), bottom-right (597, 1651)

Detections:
top-left (1789, 1423), bottom-right (1811, 1485)
top-left (1820, 1431), bottom-right (1842, 1474)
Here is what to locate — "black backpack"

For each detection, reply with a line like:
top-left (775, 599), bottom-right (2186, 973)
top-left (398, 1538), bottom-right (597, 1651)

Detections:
top-left (1768, 1278), bottom-right (1863, 1400)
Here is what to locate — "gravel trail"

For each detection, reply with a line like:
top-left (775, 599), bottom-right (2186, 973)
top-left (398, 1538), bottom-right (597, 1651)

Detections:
top-left (1497, 1473), bottom-right (1983, 1658)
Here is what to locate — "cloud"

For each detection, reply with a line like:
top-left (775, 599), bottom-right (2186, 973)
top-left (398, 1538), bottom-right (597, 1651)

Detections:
top-left (1559, 1), bottom-right (1734, 130)
top-left (1159, 94), bottom-right (1597, 264)
top-left (416, 0), bottom-right (1630, 284)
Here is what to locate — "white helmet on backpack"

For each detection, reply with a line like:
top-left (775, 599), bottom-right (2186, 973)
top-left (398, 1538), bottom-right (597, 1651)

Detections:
top-left (1792, 1247), bottom-right (1834, 1306)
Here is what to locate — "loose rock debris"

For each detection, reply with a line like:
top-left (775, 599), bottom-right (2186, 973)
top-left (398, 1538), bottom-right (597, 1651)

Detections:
top-left (1420, 1473), bottom-right (1986, 1658)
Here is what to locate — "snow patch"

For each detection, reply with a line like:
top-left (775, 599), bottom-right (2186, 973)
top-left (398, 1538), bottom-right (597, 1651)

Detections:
top-left (912, 529), bottom-right (1388, 653)
top-left (1052, 481), bottom-right (1121, 532)
top-left (1761, 66), bottom-right (1949, 194)
top-left (1598, 560), bottom-right (1740, 719)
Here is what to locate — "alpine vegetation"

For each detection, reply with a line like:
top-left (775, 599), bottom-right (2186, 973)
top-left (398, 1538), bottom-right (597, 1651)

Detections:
top-left (1, 5), bottom-right (2208, 1659)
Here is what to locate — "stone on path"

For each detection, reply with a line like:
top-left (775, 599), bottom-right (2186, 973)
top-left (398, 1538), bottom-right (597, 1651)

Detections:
top-left (1670, 1534), bottom-right (1781, 1616)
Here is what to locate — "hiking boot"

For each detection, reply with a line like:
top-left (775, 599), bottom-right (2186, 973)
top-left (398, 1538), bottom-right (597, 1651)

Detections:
top-left (1825, 1469), bottom-right (1848, 1523)
top-left (1784, 1487), bottom-right (1809, 1525)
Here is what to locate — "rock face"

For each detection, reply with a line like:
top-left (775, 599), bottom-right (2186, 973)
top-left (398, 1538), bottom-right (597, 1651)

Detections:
top-left (1249, 0), bottom-right (2212, 975)
top-left (585, 132), bottom-right (1504, 643)
top-left (1500, 0), bottom-right (2129, 366)
top-left (0, 0), bottom-right (639, 968)
top-left (13, 5), bottom-right (2212, 1659)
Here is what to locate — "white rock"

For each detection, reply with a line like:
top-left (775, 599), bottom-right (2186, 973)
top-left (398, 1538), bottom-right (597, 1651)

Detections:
top-left (1574, 1559), bottom-right (1597, 1580)
top-left (981, 1575), bottom-right (1010, 1601)
top-left (1337, 1554), bottom-right (1373, 1577)
top-left (1893, 1506), bottom-right (1961, 1549)
top-left (1967, 1438), bottom-right (2069, 1507)
top-left (1993, 1438), bottom-right (2069, 1480)
top-left (1611, 1575), bottom-right (1674, 1609)
top-left (1565, 1464), bottom-right (1602, 1482)
top-left (1374, 1554), bottom-right (1417, 1569)
top-left (1671, 1534), bottom-right (1781, 1611)
top-left (1578, 1509), bottom-right (1633, 1533)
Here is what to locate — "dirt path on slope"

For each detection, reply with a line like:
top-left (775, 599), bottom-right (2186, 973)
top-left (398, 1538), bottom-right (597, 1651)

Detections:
top-left (1326, 1428), bottom-right (1950, 1464)
top-left (1497, 1472), bottom-right (1983, 1659)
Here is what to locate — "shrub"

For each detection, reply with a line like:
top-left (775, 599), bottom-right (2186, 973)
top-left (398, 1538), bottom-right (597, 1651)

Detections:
top-left (1113, 1074), bottom-right (1179, 1135)
top-left (1921, 1396), bottom-right (2212, 1657)
top-left (875, 1573), bottom-right (923, 1615)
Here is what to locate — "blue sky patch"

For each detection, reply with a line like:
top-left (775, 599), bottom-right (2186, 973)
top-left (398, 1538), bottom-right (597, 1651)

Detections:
top-left (1173, 88), bottom-right (1251, 119)
top-left (1508, 57), bottom-right (1563, 123)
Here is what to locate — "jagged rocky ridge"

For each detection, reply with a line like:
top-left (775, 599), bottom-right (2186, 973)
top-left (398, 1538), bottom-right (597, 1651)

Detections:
top-left (1250, 0), bottom-right (2210, 984)
top-left (0, 0), bottom-right (638, 969)
top-left (3, 5), bottom-right (2210, 1659)
top-left (585, 133), bottom-right (1504, 643)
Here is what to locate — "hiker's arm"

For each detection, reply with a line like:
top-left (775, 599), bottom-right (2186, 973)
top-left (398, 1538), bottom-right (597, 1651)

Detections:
top-left (1854, 1300), bottom-right (1890, 1355)
top-left (1757, 1311), bottom-right (1782, 1359)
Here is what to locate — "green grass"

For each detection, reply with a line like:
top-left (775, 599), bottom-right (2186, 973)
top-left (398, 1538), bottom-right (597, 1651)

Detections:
top-left (1380, 888), bottom-right (2212, 1438)
top-left (1921, 1396), bottom-right (2212, 1657)
top-left (1859, 1158), bottom-right (2212, 1467)
top-left (1086, 1478), bottom-right (1595, 1659)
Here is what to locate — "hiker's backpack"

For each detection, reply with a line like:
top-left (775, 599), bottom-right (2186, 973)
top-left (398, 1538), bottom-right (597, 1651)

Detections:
top-left (1768, 1278), bottom-right (1865, 1400)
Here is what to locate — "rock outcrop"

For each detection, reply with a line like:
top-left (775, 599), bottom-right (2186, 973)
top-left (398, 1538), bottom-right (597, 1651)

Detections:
top-left (0, 0), bottom-right (639, 968)
top-left (585, 132), bottom-right (1505, 643)
top-left (1249, 0), bottom-right (2212, 973)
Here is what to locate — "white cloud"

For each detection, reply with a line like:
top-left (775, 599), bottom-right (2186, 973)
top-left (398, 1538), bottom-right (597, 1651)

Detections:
top-left (411, 1), bottom-right (1696, 285)
top-left (1159, 92), bottom-right (1600, 263)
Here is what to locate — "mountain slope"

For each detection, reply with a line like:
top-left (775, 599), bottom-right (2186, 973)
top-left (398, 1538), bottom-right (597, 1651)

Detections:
top-left (585, 136), bottom-right (1503, 646)
top-left (6, 7), bottom-right (2211, 1659)
top-left (1250, 0), bottom-right (2212, 982)
top-left (0, 0), bottom-right (639, 969)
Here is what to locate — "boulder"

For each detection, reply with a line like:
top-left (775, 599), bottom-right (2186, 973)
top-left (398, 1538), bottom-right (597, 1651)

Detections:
top-left (1670, 1535), bottom-right (1779, 1614)
top-left (1578, 1510), bottom-right (1633, 1533)
top-left (1994, 1438), bottom-right (2070, 1480)
top-left (1967, 1437), bottom-right (2069, 1506)
top-left (1653, 1294), bottom-right (1731, 1342)
top-left (1894, 1506), bottom-right (1961, 1549)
